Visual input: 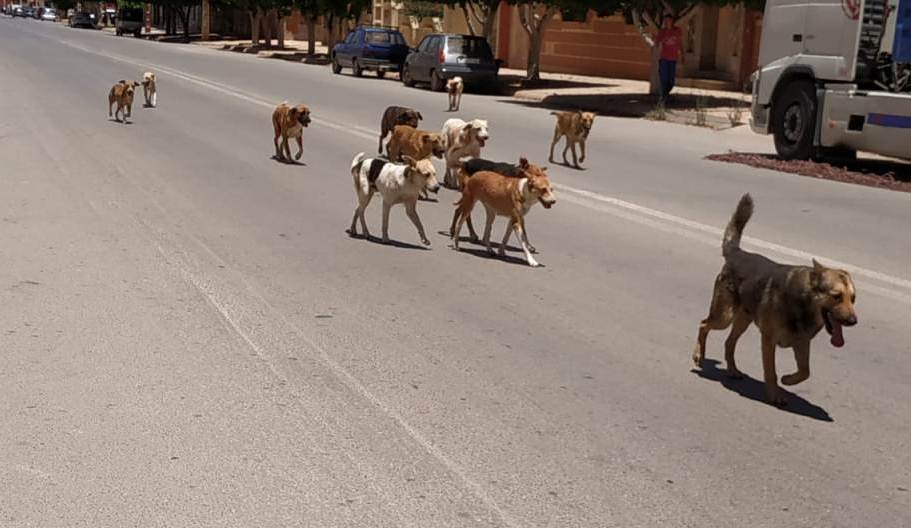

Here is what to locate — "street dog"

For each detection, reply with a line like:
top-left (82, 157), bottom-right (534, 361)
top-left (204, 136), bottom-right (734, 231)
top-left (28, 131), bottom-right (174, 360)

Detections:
top-left (141, 71), bottom-right (157, 107)
top-left (451, 163), bottom-right (556, 267)
top-left (108, 80), bottom-right (140, 123)
top-left (386, 125), bottom-right (446, 200)
top-left (692, 194), bottom-right (858, 406)
top-left (447, 76), bottom-right (463, 112)
top-left (448, 157), bottom-right (528, 241)
top-left (441, 118), bottom-right (489, 188)
top-left (548, 110), bottom-right (596, 168)
top-left (272, 102), bottom-right (312, 162)
top-left (348, 153), bottom-right (441, 246)
top-left (386, 125), bottom-right (446, 163)
top-left (378, 105), bottom-right (423, 154)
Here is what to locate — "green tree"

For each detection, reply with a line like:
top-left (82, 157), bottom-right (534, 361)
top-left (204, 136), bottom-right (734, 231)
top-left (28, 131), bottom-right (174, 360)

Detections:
top-left (514, 0), bottom-right (610, 81)
top-left (150, 0), bottom-right (200, 41)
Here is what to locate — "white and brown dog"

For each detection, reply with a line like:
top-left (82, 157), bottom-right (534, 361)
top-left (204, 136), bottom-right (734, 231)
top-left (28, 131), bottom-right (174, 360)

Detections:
top-left (108, 80), bottom-right (140, 123)
top-left (452, 162), bottom-right (556, 267)
top-left (272, 102), bottom-right (312, 162)
top-left (441, 118), bottom-right (489, 189)
top-left (141, 71), bottom-right (157, 108)
top-left (348, 153), bottom-right (441, 246)
top-left (446, 76), bottom-right (463, 112)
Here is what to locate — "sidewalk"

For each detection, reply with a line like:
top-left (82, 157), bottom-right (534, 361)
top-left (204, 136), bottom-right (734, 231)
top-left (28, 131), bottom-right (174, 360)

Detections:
top-left (501, 68), bottom-right (751, 130)
top-left (183, 36), bottom-right (750, 130)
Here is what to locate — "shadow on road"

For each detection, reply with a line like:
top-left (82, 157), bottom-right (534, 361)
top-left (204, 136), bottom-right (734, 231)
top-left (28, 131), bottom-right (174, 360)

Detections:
top-left (498, 92), bottom-right (746, 118)
top-left (454, 246), bottom-right (537, 267)
top-left (692, 359), bottom-right (833, 422)
top-left (346, 231), bottom-right (429, 250)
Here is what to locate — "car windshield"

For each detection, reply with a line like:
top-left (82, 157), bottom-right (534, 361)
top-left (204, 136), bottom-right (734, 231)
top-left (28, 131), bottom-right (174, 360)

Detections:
top-left (365, 31), bottom-right (405, 46)
top-left (446, 37), bottom-right (493, 59)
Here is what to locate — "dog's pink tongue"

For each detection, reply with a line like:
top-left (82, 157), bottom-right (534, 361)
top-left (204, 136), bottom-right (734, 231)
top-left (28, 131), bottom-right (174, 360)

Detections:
top-left (830, 320), bottom-right (845, 348)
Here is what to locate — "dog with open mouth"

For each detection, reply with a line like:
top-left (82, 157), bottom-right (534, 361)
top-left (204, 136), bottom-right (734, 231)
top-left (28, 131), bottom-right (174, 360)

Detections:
top-left (692, 194), bottom-right (858, 406)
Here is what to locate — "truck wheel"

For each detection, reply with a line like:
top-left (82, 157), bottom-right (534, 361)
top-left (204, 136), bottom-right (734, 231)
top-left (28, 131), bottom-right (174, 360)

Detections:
top-left (352, 59), bottom-right (363, 77)
top-left (331, 56), bottom-right (342, 74)
top-left (772, 80), bottom-right (816, 160)
top-left (376, 70), bottom-right (386, 79)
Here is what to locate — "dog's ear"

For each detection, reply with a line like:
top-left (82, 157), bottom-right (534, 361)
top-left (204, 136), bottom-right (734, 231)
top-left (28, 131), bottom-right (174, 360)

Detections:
top-left (416, 112), bottom-right (423, 121)
top-left (422, 135), bottom-right (434, 144)
top-left (518, 157), bottom-right (529, 169)
top-left (812, 259), bottom-right (826, 271)
top-left (289, 106), bottom-right (299, 118)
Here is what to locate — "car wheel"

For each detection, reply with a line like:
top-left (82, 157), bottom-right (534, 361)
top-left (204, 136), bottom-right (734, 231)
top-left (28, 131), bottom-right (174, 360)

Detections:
top-left (331, 56), bottom-right (342, 74)
top-left (352, 59), bottom-right (363, 77)
top-left (134, 30), bottom-right (142, 38)
top-left (401, 64), bottom-right (415, 87)
top-left (116, 29), bottom-right (121, 36)
top-left (376, 70), bottom-right (386, 79)
top-left (430, 69), bottom-right (445, 92)
top-left (772, 80), bottom-right (817, 161)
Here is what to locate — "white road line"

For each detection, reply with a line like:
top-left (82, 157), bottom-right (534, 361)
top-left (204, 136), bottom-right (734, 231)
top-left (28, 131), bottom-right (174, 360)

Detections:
top-left (58, 37), bottom-right (911, 301)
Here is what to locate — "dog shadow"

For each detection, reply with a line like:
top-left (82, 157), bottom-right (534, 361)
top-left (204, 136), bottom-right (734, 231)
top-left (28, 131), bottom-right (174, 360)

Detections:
top-left (692, 359), bottom-right (833, 422)
top-left (442, 233), bottom-right (532, 254)
top-left (454, 245), bottom-right (537, 267)
top-left (108, 118), bottom-right (133, 125)
top-left (550, 159), bottom-right (586, 171)
top-left (270, 155), bottom-right (307, 166)
top-left (418, 196), bottom-right (439, 203)
top-left (143, 103), bottom-right (155, 108)
top-left (346, 230), bottom-right (429, 250)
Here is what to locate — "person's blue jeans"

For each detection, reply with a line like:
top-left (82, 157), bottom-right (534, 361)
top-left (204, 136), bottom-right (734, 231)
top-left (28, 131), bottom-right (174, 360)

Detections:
top-left (658, 59), bottom-right (677, 99)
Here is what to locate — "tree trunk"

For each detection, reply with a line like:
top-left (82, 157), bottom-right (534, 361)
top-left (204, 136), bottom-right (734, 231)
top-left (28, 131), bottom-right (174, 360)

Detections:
top-left (325, 15), bottom-right (337, 51)
top-left (249, 9), bottom-right (261, 46)
top-left (517, 4), bottom-right (555, 82)
top-left (306, 15), bottom-right (316, 55)
top-left (180, 7), bottom-right (190, 41)
top-left (277, 15), bottom-right (285, 50)
top-left (525, 28), bottom-right (543, 81)
top-left (262, 10), bottom-right (274, 48)
top-left (649, 45), bottom-right (661, 96)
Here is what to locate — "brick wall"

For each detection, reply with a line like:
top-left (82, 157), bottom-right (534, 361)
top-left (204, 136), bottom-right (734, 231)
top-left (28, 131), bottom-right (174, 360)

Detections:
top-left (538, 14), bottom-right (652, 79)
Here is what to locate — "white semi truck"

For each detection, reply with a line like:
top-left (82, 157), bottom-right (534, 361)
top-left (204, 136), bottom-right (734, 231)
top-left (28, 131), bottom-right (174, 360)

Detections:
top-left (750, 0), bottom-right (911, 160)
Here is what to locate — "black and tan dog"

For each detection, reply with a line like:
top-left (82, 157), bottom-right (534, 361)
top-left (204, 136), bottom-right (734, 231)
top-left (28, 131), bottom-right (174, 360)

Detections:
top-left (108, 80), bottom-right (141, 123)
top-left (378, 105), bottom-right (422, 154)
top-left (272, 102), bottom-right (311, 162)
top-left (693, 194), bottom-right (858, 406)
top-left (548, 110), bottom-right (595, 168)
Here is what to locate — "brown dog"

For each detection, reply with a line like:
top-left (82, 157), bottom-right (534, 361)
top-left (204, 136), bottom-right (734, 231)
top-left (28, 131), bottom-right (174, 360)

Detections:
top-left (452, 164), bottom-right (556, 267)
top-left (447, 76), bottom-right (463, 112)
top-left (448, 157), bottom-right (532, 241)
top-left (548, 110), bottom-right (596, 168)
top-left (378, 105), bottom-right (422, 154)
top-left (693, 194), bottom-right (858, 406)
top-left (272, 102), bottom-right (311, 162)
top-left (108, 80), bottom-right (140, 123)
top-left (386, 125), bottom-right (446, 163)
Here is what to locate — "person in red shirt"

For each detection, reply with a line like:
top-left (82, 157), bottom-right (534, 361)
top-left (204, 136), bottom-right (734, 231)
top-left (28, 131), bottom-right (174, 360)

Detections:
top-left (655, 14), bottom-right (682, 101)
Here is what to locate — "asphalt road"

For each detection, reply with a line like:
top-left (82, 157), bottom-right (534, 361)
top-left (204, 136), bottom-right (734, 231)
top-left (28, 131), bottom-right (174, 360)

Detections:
top-left (1, 18), bottom-right (910, 528)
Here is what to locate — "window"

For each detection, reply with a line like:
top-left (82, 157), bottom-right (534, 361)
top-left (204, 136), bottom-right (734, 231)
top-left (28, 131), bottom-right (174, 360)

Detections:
top-left (344, 31), bottom-right (357, 45)
top-left (445, 37), bottom-right (493, 59)
top-left (417, 36), bottom-right (433, 53)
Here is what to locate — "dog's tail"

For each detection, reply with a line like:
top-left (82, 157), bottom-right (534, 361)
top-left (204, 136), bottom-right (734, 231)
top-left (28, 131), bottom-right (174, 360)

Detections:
top-left (722, 193), bottom-right (754, 258)
top-left (351, 152), bottom-right (367, 175)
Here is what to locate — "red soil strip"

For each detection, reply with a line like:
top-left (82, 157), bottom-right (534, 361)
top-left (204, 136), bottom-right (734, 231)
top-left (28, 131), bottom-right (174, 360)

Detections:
top-left (706, 152), bottom-right (911, 193)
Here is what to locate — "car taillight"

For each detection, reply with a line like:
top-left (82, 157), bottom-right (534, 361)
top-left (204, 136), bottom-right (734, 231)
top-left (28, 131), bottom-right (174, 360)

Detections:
top-left (438, 48), bottom-right (445, 64)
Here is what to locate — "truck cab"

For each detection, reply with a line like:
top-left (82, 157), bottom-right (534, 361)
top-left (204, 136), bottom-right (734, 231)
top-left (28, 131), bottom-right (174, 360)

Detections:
top-left (751, 0), bottom-right (911, 160)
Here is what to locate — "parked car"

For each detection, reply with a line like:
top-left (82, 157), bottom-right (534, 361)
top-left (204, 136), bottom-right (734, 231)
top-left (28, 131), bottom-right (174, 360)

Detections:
top-left (115, 7), bottom-right (143, 37)
top-left (402, 33), bottom-right (500, 91)
top-left (40, 8), bottom-right (57, 21)
top-left (331, 26), bottom-right (409, 78)
top-left (21, 6), bottom-right (34, 18)
top-left (68, 11), bottom-right (96, 28)
top-left (11, 5), bottom-right (24, 17)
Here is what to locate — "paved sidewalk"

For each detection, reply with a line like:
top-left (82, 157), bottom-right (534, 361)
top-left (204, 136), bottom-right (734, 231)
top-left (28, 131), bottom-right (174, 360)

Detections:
top-left (185, 36), bottom-right (750, 130)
